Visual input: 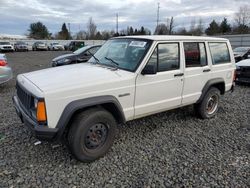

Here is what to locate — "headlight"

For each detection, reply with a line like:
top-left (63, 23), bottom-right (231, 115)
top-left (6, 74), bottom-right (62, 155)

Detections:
top-left (34, 98), bottom-right (39, 108)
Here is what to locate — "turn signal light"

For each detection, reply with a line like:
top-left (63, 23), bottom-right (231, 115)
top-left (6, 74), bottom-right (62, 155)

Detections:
top-left (36, 101), bottom-right (47, 122)
top-left (0, 60), bottom-right (7, 66)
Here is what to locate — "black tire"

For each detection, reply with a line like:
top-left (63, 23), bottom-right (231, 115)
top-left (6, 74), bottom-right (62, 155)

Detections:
top-left (67, 108), bottom-right (117, 162)
top-left (195, 87), bottom-right (220, 119)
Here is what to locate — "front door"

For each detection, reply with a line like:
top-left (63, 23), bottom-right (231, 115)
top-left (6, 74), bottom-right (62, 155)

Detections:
top-left (135, 42), bottom-right (184, 118)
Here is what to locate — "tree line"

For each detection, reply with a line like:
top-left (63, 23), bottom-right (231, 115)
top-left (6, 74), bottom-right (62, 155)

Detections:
top-left (28, 5), bottom-right (250, 40)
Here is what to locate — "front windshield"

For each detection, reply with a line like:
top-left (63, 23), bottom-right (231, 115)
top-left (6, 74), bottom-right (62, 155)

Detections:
top-left (234, 47), bottom-right (249, 53)
top-left (73, 46), bottom-right (90, 54)
top-left (89, 38), bottom-right (152, 72)
top-left (16, 41), bottom-right (25, 45)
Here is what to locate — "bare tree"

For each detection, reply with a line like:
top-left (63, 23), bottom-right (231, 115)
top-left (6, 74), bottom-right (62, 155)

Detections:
top-left (189, 19), bottom-right (196, 35)
top-left (154, 23), bottom-right (168, 35)
top-left (87, 17), bottom-right (97, 39)
top-left (168, 17), bottom-right (175, 35)
top-left (234, 6), bottom-right (250, 26)
top-left (196, 18), bottom-right (204, 35)
top-left (76, 30), bottom-right (87, 40)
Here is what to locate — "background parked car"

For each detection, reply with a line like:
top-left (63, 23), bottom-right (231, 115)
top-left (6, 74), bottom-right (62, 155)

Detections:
top-left (32, 42), bottom-right (47, 51)
top-left (48, 42), bottom-right (64, 51)
top-left (0, 53), bottom-right (13, 84)
top-left (0, 42), bottom-right (14, 52)
top-left (14, 41), bottom-right (28, 52)
top-left (233, 46), bottom-right (250, 62)
top-left (65, 41), bottom-right (85, 51)
top-left (236, 58), bottom-right (250, 83)
top-left (51, 45), bottom-right (101, 67)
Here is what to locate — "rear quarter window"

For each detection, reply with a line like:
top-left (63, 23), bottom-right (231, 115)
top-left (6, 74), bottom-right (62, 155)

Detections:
top-left (209, 42), bottom-right (231, 65)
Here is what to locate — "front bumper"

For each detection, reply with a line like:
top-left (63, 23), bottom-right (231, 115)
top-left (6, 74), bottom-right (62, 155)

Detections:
top-left (12, 96), bottom-right (58, 141)
top-left (0, 48), bottom-right (14, 52)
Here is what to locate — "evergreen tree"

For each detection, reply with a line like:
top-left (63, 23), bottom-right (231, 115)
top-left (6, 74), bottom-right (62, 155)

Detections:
top-left (220, 18), bottom-right (231, 34)
top-left (28, 21), bottom-right (50, 39)
top-left (58, 23), bottom-right (71, 39)
top-left (205, 20), bottom-right (221, 35)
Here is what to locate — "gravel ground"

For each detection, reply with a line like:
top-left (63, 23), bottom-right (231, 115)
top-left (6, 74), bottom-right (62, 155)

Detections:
top-left (0, 51), bottom-right (250, 187)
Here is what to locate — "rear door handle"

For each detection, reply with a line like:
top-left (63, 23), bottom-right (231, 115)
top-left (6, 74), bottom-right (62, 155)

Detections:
top-left (174, 73), bottom-right (184, 77)
top-left (203, 69), bottom-right (211, 72)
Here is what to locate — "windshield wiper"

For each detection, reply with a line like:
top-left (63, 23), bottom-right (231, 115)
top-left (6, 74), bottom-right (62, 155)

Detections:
top-left (105, 57), bottom-right (119, 68)
top-left (88, 51), bottom-right (101, 64)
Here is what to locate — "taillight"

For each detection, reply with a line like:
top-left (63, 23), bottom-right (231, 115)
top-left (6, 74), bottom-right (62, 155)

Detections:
top-left (0, 60), bottom-right (7, 66)
top-left (233, 70), bottom-right (236, 81)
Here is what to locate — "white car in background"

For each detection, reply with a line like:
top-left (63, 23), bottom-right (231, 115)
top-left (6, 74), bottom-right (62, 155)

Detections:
top-left (48, 42), bottom-right (64, 51)
top-left (0, 42), bottom-right (14, 52)
top-left (0, 53), bottom-right (13, 84)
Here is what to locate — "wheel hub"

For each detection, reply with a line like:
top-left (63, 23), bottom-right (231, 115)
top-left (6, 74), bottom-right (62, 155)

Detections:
top-left (206, 95), bottom-right (218, 115)
top-left (85, 123), bottom-right (108, 149)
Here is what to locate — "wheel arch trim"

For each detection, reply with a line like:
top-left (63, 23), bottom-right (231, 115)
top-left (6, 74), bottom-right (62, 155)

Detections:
top-left (55, 95), bottom-right (126, 139)
top-left (197, 78), bottom-right (225, 103)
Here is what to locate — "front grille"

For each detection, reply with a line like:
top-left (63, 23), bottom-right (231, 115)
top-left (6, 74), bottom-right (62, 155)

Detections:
top-left (3, 46), bottom-right (11, 49)
top-left (16, 83), bottom-right (32, 111)
top-left (239, 66), bottom-right (250, 78)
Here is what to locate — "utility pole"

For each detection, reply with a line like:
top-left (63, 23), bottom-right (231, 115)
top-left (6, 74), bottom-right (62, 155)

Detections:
top-left (156, 2), bottom-right (160, 27)
top-left (116, 13), bottom-right (118, 34)
top-left (68, 23), bottom-right (71, 35)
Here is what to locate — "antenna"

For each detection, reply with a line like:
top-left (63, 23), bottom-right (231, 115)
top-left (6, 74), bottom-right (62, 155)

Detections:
top-left (156, 2), bottom-right (160, 27)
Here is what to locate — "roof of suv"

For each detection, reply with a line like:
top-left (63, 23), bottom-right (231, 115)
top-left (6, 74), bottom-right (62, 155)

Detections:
top-left (115, 35), bottom-right (228, 41)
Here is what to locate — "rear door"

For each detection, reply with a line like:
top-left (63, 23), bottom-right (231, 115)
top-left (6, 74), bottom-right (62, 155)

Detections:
top-left (182, 42), bottom-right (211, 104)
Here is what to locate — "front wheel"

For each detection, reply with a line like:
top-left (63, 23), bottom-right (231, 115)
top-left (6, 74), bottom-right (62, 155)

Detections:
top-left (67, 108), bottom-right (117, 162)
top-left (195, 87), bottom-right (220, 119)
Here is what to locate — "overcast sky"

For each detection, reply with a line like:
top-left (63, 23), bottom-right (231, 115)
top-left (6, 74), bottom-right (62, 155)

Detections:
top-left (0, 0), bottom-right (248, 36)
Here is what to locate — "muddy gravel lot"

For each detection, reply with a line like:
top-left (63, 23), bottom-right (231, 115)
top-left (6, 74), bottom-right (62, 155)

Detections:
top-left (0, 51), bottom-right (250, 187)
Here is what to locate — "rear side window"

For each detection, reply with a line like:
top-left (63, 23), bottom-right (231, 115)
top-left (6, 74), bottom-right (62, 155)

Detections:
top-left (209, 43), bottom-right (231, 64)
top-left (184, 42), bottom-right (207, 67)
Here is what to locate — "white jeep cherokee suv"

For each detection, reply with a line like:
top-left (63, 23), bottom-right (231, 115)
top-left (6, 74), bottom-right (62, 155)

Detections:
top-left (13, 36), bottom-right (235, 162)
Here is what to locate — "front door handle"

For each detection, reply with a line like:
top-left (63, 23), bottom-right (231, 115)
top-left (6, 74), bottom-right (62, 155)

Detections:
top-left (203, 69), bottom-right (211, 72)
top-left (174, 73), bottom-right (184, 77)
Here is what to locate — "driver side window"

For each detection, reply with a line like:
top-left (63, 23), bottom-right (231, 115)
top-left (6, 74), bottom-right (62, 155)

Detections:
top-left (145, 43), bottom-right (180, 72)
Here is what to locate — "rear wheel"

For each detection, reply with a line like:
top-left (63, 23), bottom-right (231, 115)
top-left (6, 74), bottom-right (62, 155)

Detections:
top-left (67, 108), bottom-right (117, 162)
top-left (195, 87), bottom-right (220, 119)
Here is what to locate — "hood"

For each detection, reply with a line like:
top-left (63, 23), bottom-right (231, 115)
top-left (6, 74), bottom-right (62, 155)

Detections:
top-left (21, 63), bottom-right (134, 93)
top-left (233, 52), bottom-right (245, 57)
top-left (0, 44), bottom-right (12, 47)
top-left (236, 59), bottom-right (250, 67)
top-left (52, 53), bottom-right (75, 61)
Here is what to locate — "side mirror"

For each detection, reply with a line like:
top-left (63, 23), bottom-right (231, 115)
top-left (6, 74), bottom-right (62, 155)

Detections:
top-left (141, 64), bottom-right (157, 75)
